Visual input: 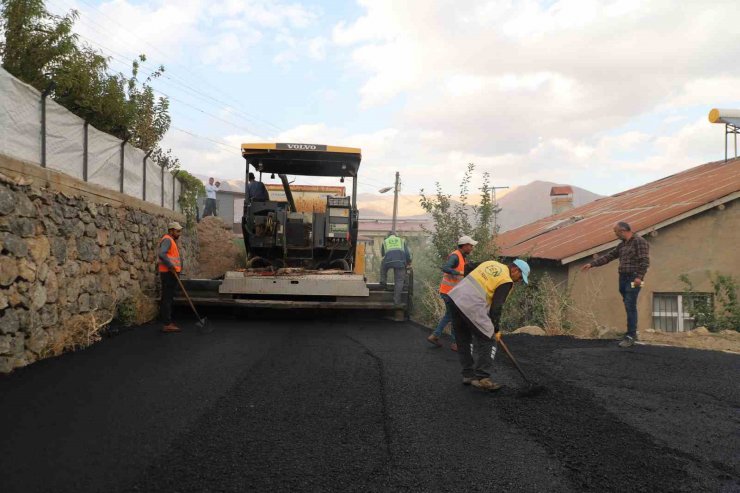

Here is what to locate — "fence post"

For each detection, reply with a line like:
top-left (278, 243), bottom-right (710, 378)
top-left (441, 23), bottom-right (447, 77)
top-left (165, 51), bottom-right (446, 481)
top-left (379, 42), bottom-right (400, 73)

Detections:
top-left (161, 164), bottom-right (165, 207)
top-left (143, 149), bottom-right (153, 201)
top-left (40, 81), bottom-right (56, 168)
top-left (172, 171), bottom-right (178, 210)
top-left (119, 135), bottom-right (130, 194)
top-left (83, 122), bottom-right (89, 181)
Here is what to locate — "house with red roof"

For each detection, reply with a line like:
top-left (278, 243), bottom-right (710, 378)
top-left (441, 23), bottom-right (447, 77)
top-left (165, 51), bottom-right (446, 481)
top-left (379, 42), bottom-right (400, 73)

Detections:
top-left (497, 158), bottom-right (740, 333)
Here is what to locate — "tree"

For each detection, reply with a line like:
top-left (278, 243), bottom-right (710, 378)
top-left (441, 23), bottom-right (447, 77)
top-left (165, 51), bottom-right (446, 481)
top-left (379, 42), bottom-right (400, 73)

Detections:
top-left (419, 163), bottom-right (498, 262)
top-left (1, 0), bottom-right (171, 146)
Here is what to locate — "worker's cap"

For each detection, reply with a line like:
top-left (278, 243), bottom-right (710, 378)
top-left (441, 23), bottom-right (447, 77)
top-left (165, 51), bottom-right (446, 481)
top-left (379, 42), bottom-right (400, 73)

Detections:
top-left (513, 259), bottom-right (530, 284)
top-left (457, 235), bottom-right (478, 246)
top-left (168, 221), bottom-right (183, 231)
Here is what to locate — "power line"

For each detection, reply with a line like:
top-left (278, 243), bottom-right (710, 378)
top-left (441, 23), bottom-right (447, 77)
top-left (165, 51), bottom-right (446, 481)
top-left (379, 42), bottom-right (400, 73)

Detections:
top-left (61, 0), bottom-right (284, 134)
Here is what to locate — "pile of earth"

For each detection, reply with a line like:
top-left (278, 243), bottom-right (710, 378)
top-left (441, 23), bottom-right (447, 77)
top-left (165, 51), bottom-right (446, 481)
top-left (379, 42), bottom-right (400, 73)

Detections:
top-left (640, 326), bottom-right (740, 353)
top-left (192, 216), bottom-right (242, 279)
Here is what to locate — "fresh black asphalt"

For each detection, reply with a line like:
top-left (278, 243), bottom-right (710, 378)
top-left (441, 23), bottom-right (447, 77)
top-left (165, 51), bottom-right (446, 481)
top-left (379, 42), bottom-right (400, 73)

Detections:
top-left (1, 311), bottom-right (738, 492)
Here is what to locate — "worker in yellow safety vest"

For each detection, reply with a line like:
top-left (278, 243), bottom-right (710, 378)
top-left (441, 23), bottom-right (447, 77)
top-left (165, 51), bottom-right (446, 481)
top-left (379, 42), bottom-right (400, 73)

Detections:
top-left (158, 221), bottom-right (184, 333)
top-left (427, 235), bottom-right (478, 352)
top-left (380, 231), bottom-right (412, 305)
top-left (448, 259), bottom-right (530, 391)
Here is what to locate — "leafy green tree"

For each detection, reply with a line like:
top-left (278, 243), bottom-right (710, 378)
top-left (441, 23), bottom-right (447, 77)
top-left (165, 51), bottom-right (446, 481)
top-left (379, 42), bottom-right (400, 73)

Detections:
top-left (1, 0), bottom-right (170, 146)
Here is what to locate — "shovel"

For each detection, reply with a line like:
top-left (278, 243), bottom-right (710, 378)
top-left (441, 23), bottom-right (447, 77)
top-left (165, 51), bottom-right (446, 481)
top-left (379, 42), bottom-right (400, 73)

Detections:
top-left (496, 334), bottom-right (546, 398)
top-left (172, 271), bottom-right (212, 333)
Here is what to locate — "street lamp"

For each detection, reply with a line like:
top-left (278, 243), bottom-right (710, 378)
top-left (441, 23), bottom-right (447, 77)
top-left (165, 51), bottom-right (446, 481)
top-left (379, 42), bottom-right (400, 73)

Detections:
top-left (490, 185), bottom-right (509, 233)
top-left (379, 171), bottom-right (400, 234)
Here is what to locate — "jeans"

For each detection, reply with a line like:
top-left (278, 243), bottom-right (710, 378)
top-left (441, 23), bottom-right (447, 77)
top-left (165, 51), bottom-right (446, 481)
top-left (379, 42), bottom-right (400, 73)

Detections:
top-left (433, 294), bottom-right (456, 342)
top-left (203, 198), bottom-right (217, 217)
top-left (451, 302), bottom-right (496, 379)
top-left (160, 271), bottom-right (177, 325)
top-left (618, 273), bottom-right (641, 338)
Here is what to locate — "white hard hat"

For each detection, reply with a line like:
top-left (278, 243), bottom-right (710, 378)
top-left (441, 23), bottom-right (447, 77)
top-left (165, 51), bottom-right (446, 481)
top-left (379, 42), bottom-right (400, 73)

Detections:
top-left (168, 221), bottom-right (183, 231)
top-left (457, 235), bottom-right (478, 246)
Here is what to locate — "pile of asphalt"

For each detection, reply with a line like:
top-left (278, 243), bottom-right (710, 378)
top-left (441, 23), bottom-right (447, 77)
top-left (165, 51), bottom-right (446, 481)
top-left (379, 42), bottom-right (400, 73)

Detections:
top-left (0, 315), bottom-right (737, 492)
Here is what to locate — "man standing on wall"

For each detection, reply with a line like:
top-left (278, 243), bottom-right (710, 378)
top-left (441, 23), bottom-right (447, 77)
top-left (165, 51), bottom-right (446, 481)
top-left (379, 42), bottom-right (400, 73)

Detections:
top-left (158, 222), bottom-right (184, 333)
top-left (203, 177), bottom-right (220, 217)
top-left (581, 221), bottom-right (650, 348)
top-left (380, 231), bottom-right (412, 306)
top-left (427, 235), bottom-right (478, 352)
top-left (449, 259), bottom-right (530, 391)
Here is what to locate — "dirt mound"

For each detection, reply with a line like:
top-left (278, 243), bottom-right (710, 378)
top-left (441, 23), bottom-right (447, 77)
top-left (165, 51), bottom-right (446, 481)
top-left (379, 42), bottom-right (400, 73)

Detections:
top-left (193, 217), bottom-right (242, 279)
top-left (641, 328), bottom-right (740, 353)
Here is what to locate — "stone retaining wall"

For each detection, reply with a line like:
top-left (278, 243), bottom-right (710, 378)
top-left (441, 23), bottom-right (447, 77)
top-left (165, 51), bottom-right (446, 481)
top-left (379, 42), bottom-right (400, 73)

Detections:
top-left (0, 159), bottom-right (196, 373)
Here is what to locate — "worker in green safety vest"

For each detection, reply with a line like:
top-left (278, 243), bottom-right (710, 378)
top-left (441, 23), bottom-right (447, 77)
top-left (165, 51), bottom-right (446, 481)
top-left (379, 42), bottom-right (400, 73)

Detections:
top-left (380, 231), bottom-right (412, 305)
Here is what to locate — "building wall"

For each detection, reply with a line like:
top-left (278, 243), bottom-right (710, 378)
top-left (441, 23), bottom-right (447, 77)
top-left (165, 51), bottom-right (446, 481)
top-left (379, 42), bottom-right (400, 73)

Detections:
top-left (567, 199), bottom-right (740, 333)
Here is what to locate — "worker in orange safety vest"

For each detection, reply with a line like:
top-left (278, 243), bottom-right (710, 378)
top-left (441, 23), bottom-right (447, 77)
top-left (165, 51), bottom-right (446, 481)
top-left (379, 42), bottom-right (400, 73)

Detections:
top-left (427, 235), bottom-right (478, 351)
top-left (158, 221), bottom-right (183, 333)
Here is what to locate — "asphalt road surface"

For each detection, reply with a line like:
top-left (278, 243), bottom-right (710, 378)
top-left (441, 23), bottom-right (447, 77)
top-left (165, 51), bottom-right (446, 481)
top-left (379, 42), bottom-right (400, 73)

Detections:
top-left (1, 311), bottom-right (738, 492)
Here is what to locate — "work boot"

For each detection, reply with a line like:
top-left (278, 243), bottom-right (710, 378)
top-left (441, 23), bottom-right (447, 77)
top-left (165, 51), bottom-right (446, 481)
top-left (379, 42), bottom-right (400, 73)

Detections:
top-left (427, 334), bottom-right (442, 347)
top-left (471, 378), bottom-right (503, 391)
top-left (161, 324), bottom-right (182, 333)
top-left (618, 335), bottom-right (635, 348)
top-left (450, 343), bottom-right (458, 352)
top-left (462, 377), bottom-right (474, 385)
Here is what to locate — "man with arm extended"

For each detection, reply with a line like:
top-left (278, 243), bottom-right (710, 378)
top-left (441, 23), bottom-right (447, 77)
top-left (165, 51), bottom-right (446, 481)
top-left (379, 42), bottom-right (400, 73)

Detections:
top-left (448, 259), bottom-right (530, 390)
top-left (581, 221), bottom-right (650, 348)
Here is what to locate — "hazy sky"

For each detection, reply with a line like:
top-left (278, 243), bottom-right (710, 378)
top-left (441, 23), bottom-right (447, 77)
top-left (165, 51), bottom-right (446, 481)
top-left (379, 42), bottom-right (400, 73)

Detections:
top-left (45, 0), bottom-right (740, 197)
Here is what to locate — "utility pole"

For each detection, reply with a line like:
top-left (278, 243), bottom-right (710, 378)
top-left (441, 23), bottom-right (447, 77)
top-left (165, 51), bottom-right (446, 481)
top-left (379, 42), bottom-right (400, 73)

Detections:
top-left (392, 171), bottom-right (400, 235)
top-left (491, 185), bottom-right (509, 233)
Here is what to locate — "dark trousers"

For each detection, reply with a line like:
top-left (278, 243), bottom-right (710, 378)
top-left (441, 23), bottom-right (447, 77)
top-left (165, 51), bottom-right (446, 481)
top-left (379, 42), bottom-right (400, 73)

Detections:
top-left (160, 271), bottom-right (177, 325)
top-left (618, 273), bottom-right (641, 338)
top-left (203, 198), bottom-right (217, 217)
top-left (451, 301), bottom-right (496, 379)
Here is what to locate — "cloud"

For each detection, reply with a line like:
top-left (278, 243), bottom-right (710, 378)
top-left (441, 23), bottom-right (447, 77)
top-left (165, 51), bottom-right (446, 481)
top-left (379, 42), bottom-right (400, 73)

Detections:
top-left (320, 0), bottom-right (740, 194)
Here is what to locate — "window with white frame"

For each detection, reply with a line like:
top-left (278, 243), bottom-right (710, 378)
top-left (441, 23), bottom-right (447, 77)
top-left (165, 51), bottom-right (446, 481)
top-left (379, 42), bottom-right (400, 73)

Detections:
top-left (652, 293), bottom-right (712, 332)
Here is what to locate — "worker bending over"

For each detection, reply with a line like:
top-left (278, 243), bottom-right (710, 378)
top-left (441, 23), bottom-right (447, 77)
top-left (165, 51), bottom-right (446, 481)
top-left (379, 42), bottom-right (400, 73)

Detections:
top-left (448, 259), bottom-right (530, 391)
top-left (380, 231), bottom-right (412, 306)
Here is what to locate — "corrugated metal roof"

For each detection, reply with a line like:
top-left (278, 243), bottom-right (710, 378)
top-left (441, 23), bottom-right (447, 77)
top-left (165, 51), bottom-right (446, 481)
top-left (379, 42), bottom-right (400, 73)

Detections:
top-left (497, 158), bottom-right (740, 263)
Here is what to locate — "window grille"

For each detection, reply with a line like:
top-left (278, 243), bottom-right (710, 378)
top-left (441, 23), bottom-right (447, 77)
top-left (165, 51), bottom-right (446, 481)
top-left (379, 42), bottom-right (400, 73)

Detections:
top-left (652, 293), bottom-right (712, 332)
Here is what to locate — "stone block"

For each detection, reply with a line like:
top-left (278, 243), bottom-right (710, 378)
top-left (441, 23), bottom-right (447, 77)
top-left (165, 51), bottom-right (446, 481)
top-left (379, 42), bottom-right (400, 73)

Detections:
top-left (85, 222), bottom-right (97, 238)
top-left (27, 236), bottom-right (50, 264)
top-left (37, 262), bottom-right (49, 282)
top-left (0, 309), bottom-right (20, 334)
top-left (40, 305), bottom-right (58, 327)
top-left (77, 237), bottom-right (99, 262)
top-left (2, 233), bottom-right (28, 257)
top-left (0, 256), bottom-right (18, 286)
top-left (26, 327), bottom-right (49, 355)
top-left (78, 292), bottom-right (91, 313)
top-left (17, 258), bottom-right (36, 282)
top-left (15, 193), bottom-right (36, 217)
top-left (45, 270), bottom-right (59, 303)
top-left (0, 334), bottom-right (11, 355)
top-left (30, 283), bottom-right (47, 310)
top-left (11, 217), bottom-right (36, 237)
top-left (0, 185), bottom-right (15, 215)
top-left (50, 237), bottom-right (67, 263)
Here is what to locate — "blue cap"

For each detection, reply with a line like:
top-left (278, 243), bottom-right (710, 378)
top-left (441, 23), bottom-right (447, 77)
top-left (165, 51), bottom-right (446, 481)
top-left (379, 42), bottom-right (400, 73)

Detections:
top-left (513, 259), bottom-right (530, 284)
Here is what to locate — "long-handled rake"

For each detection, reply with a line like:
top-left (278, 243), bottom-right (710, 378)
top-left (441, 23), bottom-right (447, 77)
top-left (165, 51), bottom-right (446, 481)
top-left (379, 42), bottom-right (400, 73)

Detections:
top-left (497, 334), bottom-right (546, 398)
top-left (172, 271), bottom-right (212, 334)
